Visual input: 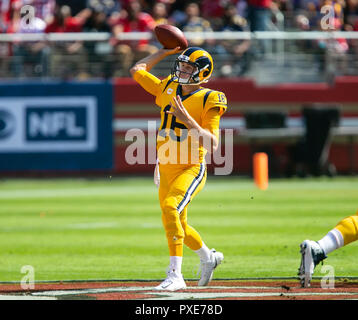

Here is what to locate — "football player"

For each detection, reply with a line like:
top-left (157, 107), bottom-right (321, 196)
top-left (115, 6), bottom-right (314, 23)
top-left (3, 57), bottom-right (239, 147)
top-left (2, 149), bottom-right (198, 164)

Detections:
top-left (130, 46), bottom-right (227, 291)
top-left (298, 210), bottom-right (358, 287)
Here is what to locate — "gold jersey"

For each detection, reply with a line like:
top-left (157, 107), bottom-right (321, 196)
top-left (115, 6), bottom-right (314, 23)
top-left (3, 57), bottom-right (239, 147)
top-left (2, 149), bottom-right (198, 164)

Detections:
top-left (133, 69), bottom-right (227, 167)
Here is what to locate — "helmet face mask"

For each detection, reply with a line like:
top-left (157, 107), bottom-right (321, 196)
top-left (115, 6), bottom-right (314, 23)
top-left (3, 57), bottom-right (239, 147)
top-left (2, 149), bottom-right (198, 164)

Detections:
top-left (172, 60), bottom-right (198, 85)
top-left (171, 47), bottom-right (213, 85)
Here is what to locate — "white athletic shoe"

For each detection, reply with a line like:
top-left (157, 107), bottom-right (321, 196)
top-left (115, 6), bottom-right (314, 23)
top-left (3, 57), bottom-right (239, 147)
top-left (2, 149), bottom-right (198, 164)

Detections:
top-left (298, 240), bottom-right (327, 288)
top-left (153, 270), bottom-right (187, 291)
top-left (198, 249), bottom-right (224, 286)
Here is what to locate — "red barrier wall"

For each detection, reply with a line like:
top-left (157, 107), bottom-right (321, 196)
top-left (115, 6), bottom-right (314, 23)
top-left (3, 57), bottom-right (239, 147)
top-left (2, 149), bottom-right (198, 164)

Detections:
top-left (114, 76), bottom-right (358, 175)
top-left (114, 76), bottom-right (358, 104)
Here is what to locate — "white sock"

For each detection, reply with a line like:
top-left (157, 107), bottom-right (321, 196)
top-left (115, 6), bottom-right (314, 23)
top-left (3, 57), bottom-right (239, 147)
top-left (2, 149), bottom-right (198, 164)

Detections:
top-left (317, 229), bottom-right (344, 255)
top-left (169, 256), bottom-right (182, 275)
top-left (194, 243), bottom-right (211, 262)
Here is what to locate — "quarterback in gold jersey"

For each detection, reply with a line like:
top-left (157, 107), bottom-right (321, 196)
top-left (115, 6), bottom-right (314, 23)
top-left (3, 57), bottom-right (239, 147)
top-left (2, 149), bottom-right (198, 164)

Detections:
top-left (130, 46), bottom-right (227, 291)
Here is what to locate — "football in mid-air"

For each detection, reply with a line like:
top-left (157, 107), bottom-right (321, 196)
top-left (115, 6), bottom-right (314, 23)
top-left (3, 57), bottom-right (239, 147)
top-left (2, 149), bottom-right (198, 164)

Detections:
top-left (154, 24), bottom-right (188, 50)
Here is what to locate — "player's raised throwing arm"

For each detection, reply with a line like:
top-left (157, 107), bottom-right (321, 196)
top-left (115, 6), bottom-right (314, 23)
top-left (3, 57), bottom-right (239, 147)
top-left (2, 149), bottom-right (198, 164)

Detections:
top-left (130, 47), bottom-right (182, 75)
top-left (130, 47), bottom-right (182, 98)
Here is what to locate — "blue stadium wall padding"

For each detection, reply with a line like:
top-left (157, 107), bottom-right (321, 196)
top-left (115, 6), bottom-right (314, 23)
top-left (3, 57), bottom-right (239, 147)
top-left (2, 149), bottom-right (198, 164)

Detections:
top-left (0, 81), bottom-right (113, 170)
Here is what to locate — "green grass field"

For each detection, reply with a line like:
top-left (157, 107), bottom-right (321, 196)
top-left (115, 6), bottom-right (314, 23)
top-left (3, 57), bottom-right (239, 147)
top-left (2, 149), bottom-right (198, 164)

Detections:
top-left (0, 176), bottom-right (357, 283)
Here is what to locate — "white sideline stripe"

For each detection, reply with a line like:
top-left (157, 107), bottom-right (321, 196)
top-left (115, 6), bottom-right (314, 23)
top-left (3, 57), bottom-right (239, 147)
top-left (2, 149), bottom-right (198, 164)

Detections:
top-left (30, 286), bottom-right (278, 296)
top-left (146, 291), bottom-right (358, 300)
top-left (0, 295), bottom-right (56, 300)
top-left (32, 286), bottom-right (157, 296)
top-left (29, 286), bottom-right (358, 300)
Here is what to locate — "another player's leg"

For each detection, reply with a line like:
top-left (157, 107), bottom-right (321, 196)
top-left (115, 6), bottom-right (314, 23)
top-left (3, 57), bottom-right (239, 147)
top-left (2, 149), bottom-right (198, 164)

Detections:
top-left (298, 239), bottom-right (327, 288)
top-left (298, 213), bottom-right (358, 287)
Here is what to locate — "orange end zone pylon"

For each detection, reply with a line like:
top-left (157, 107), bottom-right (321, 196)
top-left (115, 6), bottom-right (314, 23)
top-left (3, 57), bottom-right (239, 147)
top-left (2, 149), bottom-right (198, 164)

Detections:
top-left (253, 152), bottom-right (268, 190)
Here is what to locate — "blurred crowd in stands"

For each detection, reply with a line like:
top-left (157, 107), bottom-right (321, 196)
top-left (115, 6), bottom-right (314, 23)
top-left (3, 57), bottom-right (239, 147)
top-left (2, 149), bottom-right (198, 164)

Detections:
top-left (0, 0), bottom-right (357, 78)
